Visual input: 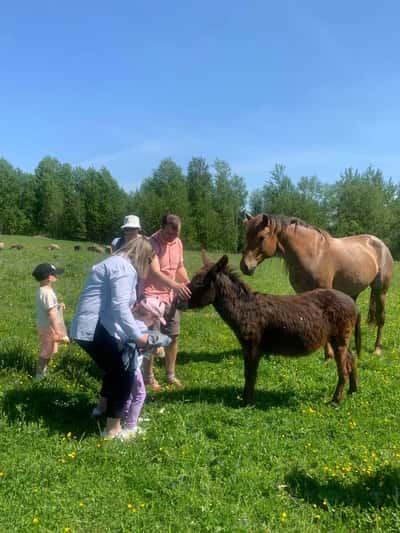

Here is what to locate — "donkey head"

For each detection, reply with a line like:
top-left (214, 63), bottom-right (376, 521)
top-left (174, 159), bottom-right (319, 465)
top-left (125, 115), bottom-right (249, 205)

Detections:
top-left (240, 214), bottom-right (278, 275)
top-left (177, 252), bottom-right (229, 310)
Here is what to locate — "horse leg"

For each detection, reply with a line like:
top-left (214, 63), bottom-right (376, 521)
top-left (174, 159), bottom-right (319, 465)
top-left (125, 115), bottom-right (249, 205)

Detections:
top-left (242, 345), bottom-right (262, 405)
top-left (369, 290), bottom-right (387, 356)
top-left (331, 341), bottom-right (350, 405)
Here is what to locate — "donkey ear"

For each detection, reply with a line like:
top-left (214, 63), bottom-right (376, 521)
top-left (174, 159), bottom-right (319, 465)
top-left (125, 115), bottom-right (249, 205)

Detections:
top-left (204, 255), bottom-right (228, 284)
top-left (201, 249), bottom-right (213, 266)
top-left (215, 254), bottom-right (229, 271)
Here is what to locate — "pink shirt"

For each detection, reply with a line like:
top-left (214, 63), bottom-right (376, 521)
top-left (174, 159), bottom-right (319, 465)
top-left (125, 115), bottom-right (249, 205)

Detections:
top-left (141, 230), bottom-right (184, 304)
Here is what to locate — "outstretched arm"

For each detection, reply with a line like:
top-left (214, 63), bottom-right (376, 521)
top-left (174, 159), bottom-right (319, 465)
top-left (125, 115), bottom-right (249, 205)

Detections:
top-left (150, 256), bottom-right (191, 300)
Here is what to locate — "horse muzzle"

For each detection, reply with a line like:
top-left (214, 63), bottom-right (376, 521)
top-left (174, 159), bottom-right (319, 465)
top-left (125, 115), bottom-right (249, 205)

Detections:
top-left (240, 258), bottom-right (256, 276)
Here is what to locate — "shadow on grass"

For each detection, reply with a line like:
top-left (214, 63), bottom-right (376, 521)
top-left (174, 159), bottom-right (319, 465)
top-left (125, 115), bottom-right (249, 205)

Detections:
top-left (1, 384), bottom-right (99, 436)
top-left (153, 385), bottom-right (298, 411)
top-left (178, 348), bottom-right (243, 365)
top-left (0, 344), bottom-right (35, 375)
top-left (285, 465), bottom-right (400, 509)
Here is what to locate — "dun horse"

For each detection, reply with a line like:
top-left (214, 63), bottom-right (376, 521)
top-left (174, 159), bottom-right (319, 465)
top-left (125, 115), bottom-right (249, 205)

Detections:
top-left (178, 253), bottom-right (361, 405)
top-left (240, 214), bottom-right (393, 356)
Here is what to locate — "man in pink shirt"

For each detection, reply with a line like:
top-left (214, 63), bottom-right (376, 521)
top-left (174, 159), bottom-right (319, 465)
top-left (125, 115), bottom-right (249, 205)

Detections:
top-left (142, 214), bottom-right (191, 389)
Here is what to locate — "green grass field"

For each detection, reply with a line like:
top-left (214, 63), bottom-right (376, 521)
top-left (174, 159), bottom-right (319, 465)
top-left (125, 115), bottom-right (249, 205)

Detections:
top-left (1, 235), bottom-right (400, 532)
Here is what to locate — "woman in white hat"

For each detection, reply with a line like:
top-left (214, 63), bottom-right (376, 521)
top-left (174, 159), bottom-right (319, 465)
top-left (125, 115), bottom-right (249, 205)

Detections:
top-left (111, 214), bottom-right (141, 252)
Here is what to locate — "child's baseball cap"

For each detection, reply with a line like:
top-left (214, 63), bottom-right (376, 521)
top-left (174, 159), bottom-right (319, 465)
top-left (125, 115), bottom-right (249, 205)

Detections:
top-left (139, 297), bottom-right (166, 325)
top-left (32, 263), bottom-right (65, 281)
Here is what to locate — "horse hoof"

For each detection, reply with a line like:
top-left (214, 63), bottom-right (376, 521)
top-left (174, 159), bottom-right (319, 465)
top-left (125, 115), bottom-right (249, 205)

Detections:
top-left (373, 348), bottom-right (382, 356)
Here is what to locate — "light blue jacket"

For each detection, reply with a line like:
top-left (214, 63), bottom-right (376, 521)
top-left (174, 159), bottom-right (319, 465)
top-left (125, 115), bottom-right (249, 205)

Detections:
top-left (70, 255), bottom-right (143, 344)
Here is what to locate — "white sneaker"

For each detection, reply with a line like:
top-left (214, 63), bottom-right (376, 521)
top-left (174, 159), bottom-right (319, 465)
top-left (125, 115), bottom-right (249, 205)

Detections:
top-left (122, 427), bottom-right (146, 439)
top-left (101, 430), bottom-right (126, 441)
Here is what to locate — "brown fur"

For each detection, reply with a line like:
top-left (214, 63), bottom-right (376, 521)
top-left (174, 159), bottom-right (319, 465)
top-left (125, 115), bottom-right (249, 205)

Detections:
top-left (240, 214), bottom-right (393, 356)
top-left (179, 253), bottom-right (360, 405)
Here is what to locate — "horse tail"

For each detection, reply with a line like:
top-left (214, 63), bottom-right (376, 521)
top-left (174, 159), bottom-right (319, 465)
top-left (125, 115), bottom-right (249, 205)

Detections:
top-left (354, 309), bottom-right (362, 359)
top-left (367, 290), bottom-right (377, 325)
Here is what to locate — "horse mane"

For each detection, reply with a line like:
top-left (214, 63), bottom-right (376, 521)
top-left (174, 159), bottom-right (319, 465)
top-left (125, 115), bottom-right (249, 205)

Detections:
top-left (262, 214), bottom-right (330, 239)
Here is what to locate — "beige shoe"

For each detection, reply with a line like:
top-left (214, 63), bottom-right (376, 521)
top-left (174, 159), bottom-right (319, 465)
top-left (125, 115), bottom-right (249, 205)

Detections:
top-left (144, 376), bottom-right (162, 392)
top-left (166, 376), bottom-right (184, 389)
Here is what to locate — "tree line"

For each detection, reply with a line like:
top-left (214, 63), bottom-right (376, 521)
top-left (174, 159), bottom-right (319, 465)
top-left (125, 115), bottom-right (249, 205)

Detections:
top-left (1, 156), bottom-right (400, 257)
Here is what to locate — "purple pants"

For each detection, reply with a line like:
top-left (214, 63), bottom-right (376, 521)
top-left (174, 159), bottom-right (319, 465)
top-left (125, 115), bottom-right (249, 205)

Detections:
top-left (122, 369), bottom-right (146, 429)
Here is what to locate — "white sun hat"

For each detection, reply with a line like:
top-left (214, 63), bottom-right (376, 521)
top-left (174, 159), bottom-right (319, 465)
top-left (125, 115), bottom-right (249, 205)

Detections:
top-left (121, 214), bottom-right (141, 230)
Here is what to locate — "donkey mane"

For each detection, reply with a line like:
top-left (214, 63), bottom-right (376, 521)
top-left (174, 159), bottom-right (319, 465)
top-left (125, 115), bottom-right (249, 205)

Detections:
top-left (218, 264), bottom-right (253, 298)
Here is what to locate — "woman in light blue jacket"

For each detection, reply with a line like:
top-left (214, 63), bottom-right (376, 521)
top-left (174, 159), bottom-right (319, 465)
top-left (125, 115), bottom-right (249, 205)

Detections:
top-left (71, 236), bottom-right (154, 439)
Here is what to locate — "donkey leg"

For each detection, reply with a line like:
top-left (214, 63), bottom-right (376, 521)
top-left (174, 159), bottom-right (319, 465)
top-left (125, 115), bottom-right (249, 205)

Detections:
top-left (331, 344), bottom-right (349, 404)
top-left (242, 347), bottom-right (262, 405)
top-left (346, 350), bottom-right (358, 394)
top-left (324, 342), bottom-right (334, 362)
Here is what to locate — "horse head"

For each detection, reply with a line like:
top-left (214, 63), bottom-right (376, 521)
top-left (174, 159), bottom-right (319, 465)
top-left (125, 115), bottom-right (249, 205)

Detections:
top-left (240, 214), bottom-right (279, 275)
top-left (176, 252), bottom-right (229, 310)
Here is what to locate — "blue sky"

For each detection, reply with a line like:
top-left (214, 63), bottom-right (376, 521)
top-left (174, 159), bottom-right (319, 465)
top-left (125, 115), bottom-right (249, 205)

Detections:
top-left (1, 0), bottom-right (400, 193)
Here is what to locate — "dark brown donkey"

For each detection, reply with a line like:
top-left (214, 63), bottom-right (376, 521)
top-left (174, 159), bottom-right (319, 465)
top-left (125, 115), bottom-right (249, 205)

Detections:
top-left (240, 214), bottom-right (393, 357)
top-left (178, 253), bottom-right (361, 405)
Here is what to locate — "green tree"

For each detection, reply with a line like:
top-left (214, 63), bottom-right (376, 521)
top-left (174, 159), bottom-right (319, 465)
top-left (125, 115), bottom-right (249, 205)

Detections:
top-left (212, 160), bottom-right (247, 252)
top-left (330, 167), bottom-right (395, 242)
top-left (0, 159), bottom-right (29, 234)
top-left (133, 158), bottom-right (194, 242)
top-left (186, 157), bottom-right (218, 249)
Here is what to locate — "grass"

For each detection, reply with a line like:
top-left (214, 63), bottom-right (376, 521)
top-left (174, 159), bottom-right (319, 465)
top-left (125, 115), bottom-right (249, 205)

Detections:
top-left (1, 235), bottom-right (400, 531)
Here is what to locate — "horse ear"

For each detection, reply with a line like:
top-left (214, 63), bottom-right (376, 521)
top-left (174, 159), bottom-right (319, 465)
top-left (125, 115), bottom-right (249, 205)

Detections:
top-left (201, 249), bottom-right (213, 266)
top-left (259, 214), bottom-right (269, 229)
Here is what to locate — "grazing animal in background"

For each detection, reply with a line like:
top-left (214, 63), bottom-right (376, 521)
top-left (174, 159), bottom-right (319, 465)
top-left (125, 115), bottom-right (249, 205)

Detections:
top-left (104, 245), bottom-right (112, 254)
top-left (178, 253), bottom-right (361, 405)
top-left (74, 245), bottom-right (81, 251)
top-left (48, 243), bottom-right (61, 251)
top-left (10, 244), bottom-right (24, 250)
top-left (87, 245), bottom-right (105, 253)
top-left (240, 214), bottom-right (393, 357)
top-left (0, 242), bottom-right (5, 250)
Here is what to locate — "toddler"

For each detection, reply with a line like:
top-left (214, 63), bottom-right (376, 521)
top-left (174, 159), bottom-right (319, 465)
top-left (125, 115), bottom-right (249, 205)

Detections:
top-left (122, 297), bottom-right (172, 438)
top-left (32, 263), bottom-right (70, 380)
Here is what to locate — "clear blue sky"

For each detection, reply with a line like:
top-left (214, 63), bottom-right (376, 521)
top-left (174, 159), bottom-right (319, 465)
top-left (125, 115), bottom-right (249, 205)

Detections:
top-left (1, 0), bottom-right (400, 193)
